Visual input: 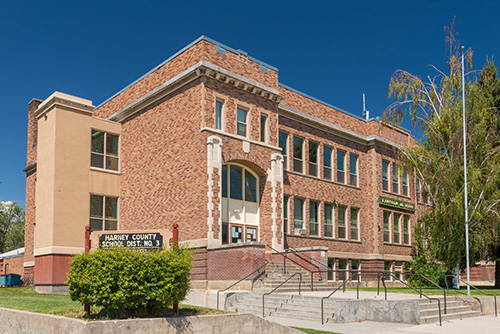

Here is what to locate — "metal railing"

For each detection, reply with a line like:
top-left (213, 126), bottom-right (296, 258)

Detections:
top-left (403, 273), bottom-right (447, 314)
top-left (444, 275), bottom-right (497, 317)
top-left (266, 245), bottom-right (317, 291)
top-left (262, 272), bottom-right (302, 317)
top-left (321, 272), bottom-right (360, 324)
top-left (216, 259), bottom-right (268, 310)
top-left (380, 273), bottom-right (442, 326)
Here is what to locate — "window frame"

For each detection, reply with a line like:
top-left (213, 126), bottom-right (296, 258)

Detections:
top-left (350, 207), bottom-right (359, 241)
top-left (293, 198), bottom-right (304, 230)
top-left (382, 160), bottom-right (389, 191)
top-left (309, 200), bottom-right (319, 236)
top-left (91, 129), bottom-right (120, 172)
top-left (324, 203), bottom-right (334, 238)
top-left (215, 99), bottom-right (224, 130)
top-left (308, 141), bottom-right (319, 177)
top-left (392, 163), bottom-right (399, 194)
top-left (403, 215), bottom-right (410, 245)
top-left (337, 150), bottom-right (346, 184)
top-left (393, 213), bottom-right (401, 244)
top-left (236, 107), bottom-right (248, 137)
top-left (89, 194), bottom-right (119, 231)
top-left (383, 211), bottom-right (391, 243)
top-left (279, 131), bottom-right (288, 170)
top-left (337, 205), bottom-right (347, 239)
top-left (260, 113), bottom-right (268, 143)
top-left (349, 153), bottom-right (358, 187)
top-left (293, 136), bottom-right (304, 173)
top-left (283, 195), bottom-right (289, 234)
top-left (323, 145), bottom-right (333, 181)
top-left (402, 168), bottom-right (408, 196)
top-left (416, 176), bottom-right (421, 202)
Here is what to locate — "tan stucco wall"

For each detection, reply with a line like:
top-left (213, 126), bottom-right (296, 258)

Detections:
top-left (34, 92), bottom-right (121, 256)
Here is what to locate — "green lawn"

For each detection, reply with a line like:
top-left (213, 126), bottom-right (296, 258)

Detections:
top-left (346, 286), bottom-right (500, 296)
top-left (0, 287), bottom-right (226, 319)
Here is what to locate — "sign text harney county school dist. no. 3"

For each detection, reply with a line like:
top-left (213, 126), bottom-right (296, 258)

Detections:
top-left (99, 233), bottom-right (163, 249)
top-left (379, 196), bottom-right (415, 212)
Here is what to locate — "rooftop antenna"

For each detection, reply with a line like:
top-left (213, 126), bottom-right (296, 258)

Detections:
top-left (362, 94), bottom-right (369, 120)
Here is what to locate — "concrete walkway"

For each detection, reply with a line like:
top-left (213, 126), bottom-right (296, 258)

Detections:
top-left (263, 291), bottom-right (500, 333)
top-left (268, 314), bottom-right (500, 333)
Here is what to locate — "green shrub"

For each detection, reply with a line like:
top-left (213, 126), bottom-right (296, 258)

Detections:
top-left (67, 246), bottom-right (191, 316)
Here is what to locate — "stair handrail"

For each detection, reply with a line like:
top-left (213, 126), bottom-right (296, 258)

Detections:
top-left (287, 247), bottom-right (328, 271)
top-left (444, 275), bottom-right (497, 317)
top-left (381, 273), bottom-right (442, 326)
top-left (216, 259), bottom-right (269, 310)
top-left (404, 273), bottom-right (447, 314)
top-left (262, 272), bottom-right (302, 317)
top-left (266, 245), bottom-right (316, 291)
top-left (320, 272), bottom-right (360, 324)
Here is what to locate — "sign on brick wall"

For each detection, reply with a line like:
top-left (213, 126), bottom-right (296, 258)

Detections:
top-left (98, 233), bottom-right (163, 250)
top-left (379, 196), bottom-right (415, 212)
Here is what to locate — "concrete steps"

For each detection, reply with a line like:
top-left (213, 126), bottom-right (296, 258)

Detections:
top-left (226, 293), bottom-right (337, 322)
top-left (418, 297), bottom-right (482, 324)
top-left (253, 262), bottom-right (331, 293)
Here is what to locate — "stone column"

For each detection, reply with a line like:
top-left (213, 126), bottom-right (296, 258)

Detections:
top-left (269, 153), bottom-right (284, 250)
top-left (207, 136), bottom-right (222, 246)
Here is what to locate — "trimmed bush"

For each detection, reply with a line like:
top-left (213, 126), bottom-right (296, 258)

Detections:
top-left (67, 246), bottom-right (191, 316)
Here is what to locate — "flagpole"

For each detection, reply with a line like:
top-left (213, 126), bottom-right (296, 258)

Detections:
top-left (461, 46), bottom-right (471, 296)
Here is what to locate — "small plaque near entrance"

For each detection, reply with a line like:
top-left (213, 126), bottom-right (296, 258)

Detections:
top-left (98, 233), bottom-right (163, 250)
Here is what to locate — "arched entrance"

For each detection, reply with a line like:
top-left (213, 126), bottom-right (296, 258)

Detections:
top-left (221, 163), bottom-right (259, 244)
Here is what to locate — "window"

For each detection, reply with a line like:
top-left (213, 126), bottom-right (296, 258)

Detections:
top-left (215, 100), bottom-right (223, 130)
top-left (350, 208), bottom-right (359, 240)
top-left (383, 211), bottom-right (391, 242)
top-left (309, 141), bottom-right (318, 177)
top-left (91, 130), bottom-right (119, 171)
top-left (393, 213), bottom-right (401, 244)
top-left (403, 215), bottom-right (410, 245)
top-left (402, 168), bottom-right (408, 196)
top-left (283, 195), bottom-right (289, 234)
top-left (231, 225), bottom-right (243, 243)
top-left (338, 259), bottom-right (348, 281)
top-left (352, 259), bottom-right (360, 280)
top-left (382, 160), bottom-right (389, 191)
top-left (293, 136), bottom-right (304, 173)
top-left (324, 203), bottom-right (333, 238)
top-left (392, 164), bottom-right (399, 194)
top-left (279, 132), bottom-right (288, 170)
top-left (323, 146), bottom-right (333, 180)
top-left (246, 227), bottom-right (257, 241)
top-left (237, 107), bottom-right (248, 137)
top-left (337, 205), bottom-right (346, 239)
top-left (90, 194), bottom-right (118, 231)
top-left (309, 200), bottom-right (319, 236)
top-left (327, 258), bottom-right (335, 281)
top-left (294, 198), bottom-right (304, 229)
top-left (394, 261), bottom-right (403, 280)
top-left (221, 163), bottom-right (260, 244)
top-left (337, 150), bottom-right (346, 183)
top-left (260, 114), bottom-right (267, 142)
top-left (384, 261), bottom-right (392, 280)
top-left (349, 154), bottom-right (358, 186)
top-left (416, 176), bottom-right (421, 202)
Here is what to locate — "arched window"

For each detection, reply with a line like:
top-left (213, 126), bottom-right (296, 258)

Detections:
top-left (221, 163), bottom-right (259, 244)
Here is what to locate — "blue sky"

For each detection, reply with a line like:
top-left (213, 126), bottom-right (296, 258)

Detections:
top-left (1, 1), bottom-right (499, 208)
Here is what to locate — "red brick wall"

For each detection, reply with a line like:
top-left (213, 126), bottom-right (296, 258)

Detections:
top-left (94, 38), bottom-right (279, 120)
top-left (207, 244), bottom-right (266, 280)
top-left (191, 248), bottom-right (208, 280)
top-left (0, 256), bottom-right (24, 277)
top-left (34, 254), bottom-right (72, 285)
top-left (118, 79), bottom-right (209, 240)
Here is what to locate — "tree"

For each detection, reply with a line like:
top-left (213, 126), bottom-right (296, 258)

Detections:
top-left (383, 19), bottom-right (500, 287)
top-left (0, 201), bottom-right (25, 253)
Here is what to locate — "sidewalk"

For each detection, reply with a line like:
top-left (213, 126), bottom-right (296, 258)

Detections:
top-left (268, 315), bottom-right (500, 334)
